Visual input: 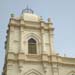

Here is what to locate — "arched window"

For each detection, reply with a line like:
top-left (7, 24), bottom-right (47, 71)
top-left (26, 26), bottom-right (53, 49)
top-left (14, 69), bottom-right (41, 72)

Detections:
top-left (28, 38), bottom-right (37, 54)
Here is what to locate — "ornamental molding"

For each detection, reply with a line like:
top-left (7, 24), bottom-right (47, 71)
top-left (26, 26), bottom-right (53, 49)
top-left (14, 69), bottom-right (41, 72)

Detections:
top-left (24, 69), bottom-right (42, 75)
top-left (24, 33), bottom-right (41, 43)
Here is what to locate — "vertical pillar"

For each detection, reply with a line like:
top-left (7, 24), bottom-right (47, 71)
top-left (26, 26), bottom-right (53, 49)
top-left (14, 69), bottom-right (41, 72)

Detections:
top-left (48, 18), bottom-right (55, 55)
top-left (48, 18), bottom-right (58, 75)
top-left (19, 26), bottom-right (24, 53)
top-left (19, 17), bottom-right (25, 53)
top-left (40, 17), bottom-right (48, 75)
top-left (8, 19), bottom-right (15, 53)
top-left (18, 18), bottom-right (25, 61)
top-left (40, 17), bottom-right (46, 54)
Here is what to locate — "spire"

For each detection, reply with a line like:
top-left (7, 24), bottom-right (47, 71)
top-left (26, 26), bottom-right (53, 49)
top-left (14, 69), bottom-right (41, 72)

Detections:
top-left (22, 5), bottom-right (34, 14)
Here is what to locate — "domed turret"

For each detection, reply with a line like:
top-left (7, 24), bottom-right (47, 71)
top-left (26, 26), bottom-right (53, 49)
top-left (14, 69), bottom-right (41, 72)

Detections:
top-left (21, 7), bottom-right (41, 22)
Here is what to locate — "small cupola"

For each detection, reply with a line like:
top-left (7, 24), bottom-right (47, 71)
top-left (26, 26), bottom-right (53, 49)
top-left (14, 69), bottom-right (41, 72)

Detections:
top-left (21, 6), bottom-right (41, 22)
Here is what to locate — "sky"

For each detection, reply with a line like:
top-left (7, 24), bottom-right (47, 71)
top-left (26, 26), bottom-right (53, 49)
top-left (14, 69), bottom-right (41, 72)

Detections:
top-left (0, 0), bottom-right (75, 75)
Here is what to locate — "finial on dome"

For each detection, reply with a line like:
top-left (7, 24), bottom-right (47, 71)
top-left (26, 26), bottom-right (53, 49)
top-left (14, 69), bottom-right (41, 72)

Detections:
top-left (22, 5), bottom-right (34, 14)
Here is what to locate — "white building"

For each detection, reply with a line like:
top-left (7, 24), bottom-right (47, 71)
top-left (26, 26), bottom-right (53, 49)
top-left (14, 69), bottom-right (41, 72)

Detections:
top-left (3, 8), bottom-right (75, 75)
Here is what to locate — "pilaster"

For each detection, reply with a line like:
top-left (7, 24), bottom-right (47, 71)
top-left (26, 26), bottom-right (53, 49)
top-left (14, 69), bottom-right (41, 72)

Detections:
top-left (48, 18), bottom-right (55, 55)
top-left (40, 18), bottom-right (46, 55)
top-left (18, 19), bottom-right (25, 62)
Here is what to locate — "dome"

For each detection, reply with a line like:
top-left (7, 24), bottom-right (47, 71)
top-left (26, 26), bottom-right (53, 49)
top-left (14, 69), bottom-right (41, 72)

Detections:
top-left (21, 7), bottom-right (41, 22)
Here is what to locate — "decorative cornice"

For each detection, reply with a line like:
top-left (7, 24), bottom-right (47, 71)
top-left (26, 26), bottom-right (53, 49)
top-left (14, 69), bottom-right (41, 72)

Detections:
top-left (7, 52), bottom-right (75, 66)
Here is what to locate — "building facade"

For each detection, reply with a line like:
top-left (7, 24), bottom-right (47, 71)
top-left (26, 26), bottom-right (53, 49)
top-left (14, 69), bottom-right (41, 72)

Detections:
top-left (3, 8), bottom-right (75, 75)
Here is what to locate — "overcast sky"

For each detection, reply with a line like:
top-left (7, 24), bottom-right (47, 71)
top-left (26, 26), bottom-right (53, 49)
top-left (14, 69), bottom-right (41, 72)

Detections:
top-left (0, 0), bottom-right (75, 75)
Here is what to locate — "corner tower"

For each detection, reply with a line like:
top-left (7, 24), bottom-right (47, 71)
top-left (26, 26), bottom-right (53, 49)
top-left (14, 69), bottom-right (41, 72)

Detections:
top-left (3, 8), bottom-right (56, 75)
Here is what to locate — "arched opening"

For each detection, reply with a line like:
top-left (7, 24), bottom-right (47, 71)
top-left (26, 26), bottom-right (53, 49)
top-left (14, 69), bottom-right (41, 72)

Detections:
top-left (28, 38), bottom-right (37, 54)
